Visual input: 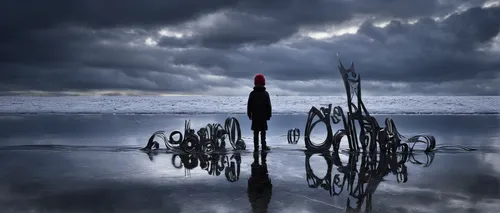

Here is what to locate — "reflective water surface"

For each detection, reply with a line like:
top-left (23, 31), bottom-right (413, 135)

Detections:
top-left (0, 114), bottom-right (499, 212)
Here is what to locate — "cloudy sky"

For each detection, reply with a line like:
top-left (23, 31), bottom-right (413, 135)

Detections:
top-left (1, 0), bottom-right (500, 96)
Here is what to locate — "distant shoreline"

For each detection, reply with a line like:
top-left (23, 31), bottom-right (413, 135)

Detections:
top-left (0, 96), bottom-right (498, 115)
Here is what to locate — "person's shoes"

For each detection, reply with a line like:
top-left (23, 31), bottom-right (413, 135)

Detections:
top-left (262, 146), bottom-right (271, 151)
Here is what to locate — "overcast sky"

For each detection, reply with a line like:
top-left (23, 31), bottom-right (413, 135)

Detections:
top-left (1, 0), bottom-right (500, 96)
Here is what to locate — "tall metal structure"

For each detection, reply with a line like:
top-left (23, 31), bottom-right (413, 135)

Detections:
top-left (292, 58), bottom-right (436, 153)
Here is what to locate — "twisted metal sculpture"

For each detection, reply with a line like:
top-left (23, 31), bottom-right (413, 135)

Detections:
top-left (289, 58), bottom-right (436, 153)
top-left (303, 105), bottom-right (334, 151)
top-left (141, 117), bottom-right (246, 153)
top-left (146, 152), bottom-right (241, 182)
top-left (287, 128), bottom-right (300, 144)
top-left (305, 150), bottom-right (434, 212)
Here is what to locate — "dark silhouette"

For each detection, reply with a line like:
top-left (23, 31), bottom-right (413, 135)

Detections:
top-left (247, 151), bottom-right (272, 213)
top-left (146, 152), bottom-right (242, 182)
top-left (141, 117), bottom-right (247, 153)
top-left (304, 150), bottom-right (436, 212)
top-left (247, 74), bottom-right (272, 151)
top-left (288, 58), bottom-right (437, 154)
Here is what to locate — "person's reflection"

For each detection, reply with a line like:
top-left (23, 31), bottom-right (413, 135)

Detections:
top-left (247, 150), bottom-right (272, 213)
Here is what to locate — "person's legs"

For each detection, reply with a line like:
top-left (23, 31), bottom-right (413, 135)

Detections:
top-left (253, 131), bottom-right (260, 150)
top-left (261, 131), bottom-right (270, 150)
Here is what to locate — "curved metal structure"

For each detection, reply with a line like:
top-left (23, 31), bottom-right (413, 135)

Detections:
top-left (141, 117), bottom-right (246, 153)
top-left (289, 58), bottom-right (436, 153)
top-left (287, 128), bottom-right (300, 144)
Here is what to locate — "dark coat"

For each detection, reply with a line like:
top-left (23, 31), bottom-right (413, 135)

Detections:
top-left (247, 86), bottom-right (272, 131)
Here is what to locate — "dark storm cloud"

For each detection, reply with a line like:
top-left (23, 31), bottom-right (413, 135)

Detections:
top-left (158, 11), bottom-right (301, 49)
top-left (1, 0), bottom-right (480, 34)
top-left (167, 6), bottom-right (500, 86)
top-left (352, 0), bottom-right (487, 18)
top-left (0, 0), bottom-right (238, 31)
top-left (158, 0), bottom-right (353, 48)
top-left (158, 0), bottom-right (488, 49)
top-left (0, 25), bottom-right (219, 93)
top-left (0, 0), bottom-right (498, 95)
top-left (345, 6), bottom-right (500, 83)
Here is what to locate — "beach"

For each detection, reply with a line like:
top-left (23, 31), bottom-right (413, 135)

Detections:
top-left (0, 113), bottom-right (499, 213)
top-left (3, 0), bottom-right (500, 212)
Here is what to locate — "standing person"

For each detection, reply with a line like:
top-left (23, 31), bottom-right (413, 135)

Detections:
top-left (247, 74), bottom-right (272, 151)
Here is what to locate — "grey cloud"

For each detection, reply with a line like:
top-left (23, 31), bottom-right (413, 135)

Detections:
top-left (352, 7), bottom-right (500, 83)
top-left (0, 1), bottom-right (499, 95)
top-left (352, 0), bottom-right (487, 18)
top-left (169, 5), bottom-right (500, 85)
top-left (158, 0), bottom-right (488, 49)
top-left (159, 11), bottom-right (300, 49)
top-left (236, 6), bottom-right (500, 85)
top-left (1, 0), bottom-right (479, 35)
top-left (159, 0), bottom-right (484, 48)
top-left (0, 0), bottom-right (237, 31)
top-left (1, 65), bottom-right (212, 93)
top-left (0, 26), bottom-right (214, 93)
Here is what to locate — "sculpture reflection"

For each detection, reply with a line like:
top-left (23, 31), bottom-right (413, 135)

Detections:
top-left (147, 152), bottom-right (241, 182)
top-left (305, 151), bottom-right (434, 212)
top-left (247, 151), bottom-right (273, 213)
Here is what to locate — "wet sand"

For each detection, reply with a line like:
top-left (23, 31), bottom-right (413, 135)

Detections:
top-left (0, 114), bottom-right (499, 213)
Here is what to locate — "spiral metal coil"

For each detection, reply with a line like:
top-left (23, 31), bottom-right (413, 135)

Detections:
top-left (141, 117), bottom-right (246, 153)
top-left (287, 128), bottom-right (300, 144)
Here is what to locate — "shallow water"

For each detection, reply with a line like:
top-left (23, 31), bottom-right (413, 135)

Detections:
top-left (0, 114), bottom-right (499, 212)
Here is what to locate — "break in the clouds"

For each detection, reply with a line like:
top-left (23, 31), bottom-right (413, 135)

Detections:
top-left (1, 0), bottom-right (499, 96)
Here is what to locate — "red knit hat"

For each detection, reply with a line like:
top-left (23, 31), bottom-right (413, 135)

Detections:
top-left (254, 74), bottom-right (265, 86)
